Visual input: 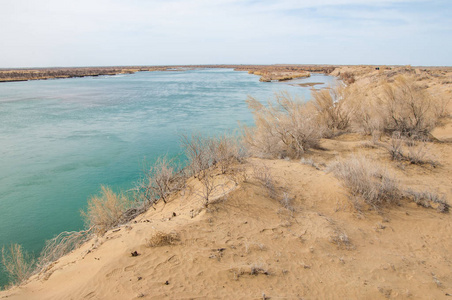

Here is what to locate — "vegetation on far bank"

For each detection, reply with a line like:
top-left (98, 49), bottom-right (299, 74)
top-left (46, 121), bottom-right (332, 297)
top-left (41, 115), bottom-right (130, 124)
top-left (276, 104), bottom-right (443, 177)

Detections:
top-left (0, 64), bottom-right (334, 82)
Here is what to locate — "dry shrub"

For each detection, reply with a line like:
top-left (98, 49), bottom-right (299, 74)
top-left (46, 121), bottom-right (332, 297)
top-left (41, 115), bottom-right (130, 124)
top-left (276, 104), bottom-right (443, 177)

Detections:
top-left (353, 96), bottom-right (385, 136)
top-left (332, 155), bottom-right (400, 210)
top-left (330, 230), bottom-right (353, 250)
top-left (406, 142), bottom-right (438, 166)
top-left (138, 156), bottom-right (185, 206)
top-left (181, 133), bottom-right (244, 208)
top-left (208, 134), bottom-right (247, 174)
top-left (405, 189), bottom-right (449, 213)
top-left (197, 170), bottom-right (220, 207)
top-left (250, 263), bottom-right (270, 276)
top-left (81, 186), bottom-right (130, 236)
top-left (146, 231), bottom-right (179, 247)
top-left (243, 92), bottom-right (324, 159)
top-left (300, 157), bottom-right (321, 170)
top-left (280, 192), bottom-right (295, 214)
top-left (181, 133), bottom-right (245, 176)
top-left (312, 86), bottom-right (355, 136)
top-left (252, 164), bottom-right (277, 199)
top-left (1, 244), bottom-right (35, 285)
top-left (433, 92), bottom-right (451, 118)
top-left (387, 134), bottom-right (438, 166)
top-left (388, 135), bottom-right (405, 161)
top-left (226, 166), bottom-right (248, 185)
top-left (36, 229), bottom-right (92, 272)
top-left (181, 133), bottom-right (212, 175)
top-left (339, 72), bottom-right (356, 85)
top-left (350, 76), bottom-right (445, 138)
top-left (380, 76), bottom-right (441, 137)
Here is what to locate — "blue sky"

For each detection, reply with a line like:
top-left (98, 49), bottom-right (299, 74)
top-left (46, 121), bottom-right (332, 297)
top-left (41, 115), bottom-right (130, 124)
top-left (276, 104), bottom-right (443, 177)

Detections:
top-left (0, 0), bottom-right (450, 67)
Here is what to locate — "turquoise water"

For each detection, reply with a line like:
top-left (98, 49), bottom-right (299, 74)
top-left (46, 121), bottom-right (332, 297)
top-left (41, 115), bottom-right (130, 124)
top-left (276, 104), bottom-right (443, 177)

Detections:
top-left (0, 69), bottom-right (336, 285)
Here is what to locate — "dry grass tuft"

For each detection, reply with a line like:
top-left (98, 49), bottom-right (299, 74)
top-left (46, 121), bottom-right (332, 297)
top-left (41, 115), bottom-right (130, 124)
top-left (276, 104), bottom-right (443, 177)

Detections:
top-left (331, 155), bottom-right (400, 210)
top-left (330, 230), bottom-right (353, 250)
top-left (81, 186), bottom-right (130, 236)
top-left (300, 157), bottom-right (321, 170)
top-left (146, 231), bottom-right (180, 247)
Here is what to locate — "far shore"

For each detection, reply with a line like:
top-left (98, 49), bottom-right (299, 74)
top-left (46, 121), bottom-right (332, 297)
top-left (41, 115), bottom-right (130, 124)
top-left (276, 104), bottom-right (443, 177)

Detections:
top-left (0, 65), bottom-right (338, 83)
top-left (2, 65), bottom-right (451, 84)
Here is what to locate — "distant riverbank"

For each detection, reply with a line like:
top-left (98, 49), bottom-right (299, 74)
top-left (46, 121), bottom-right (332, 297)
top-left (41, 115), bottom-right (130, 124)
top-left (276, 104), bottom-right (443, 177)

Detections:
top-left (0, 65), bottom-right (336, 82)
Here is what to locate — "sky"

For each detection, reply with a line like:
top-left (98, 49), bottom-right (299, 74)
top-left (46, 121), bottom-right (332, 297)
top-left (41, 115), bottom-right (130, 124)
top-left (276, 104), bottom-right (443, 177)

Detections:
top-left (0, 0), bottom-right (450, 68)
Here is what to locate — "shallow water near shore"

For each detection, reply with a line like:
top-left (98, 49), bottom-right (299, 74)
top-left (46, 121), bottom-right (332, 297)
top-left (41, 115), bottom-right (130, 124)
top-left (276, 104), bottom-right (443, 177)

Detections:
top-left (0, 69), bottom-right (336, 286)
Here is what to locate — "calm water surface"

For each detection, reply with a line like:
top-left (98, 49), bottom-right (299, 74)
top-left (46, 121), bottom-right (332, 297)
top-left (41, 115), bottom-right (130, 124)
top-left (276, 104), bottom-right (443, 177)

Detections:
top-left (0, 69), bottom-right (336, 285)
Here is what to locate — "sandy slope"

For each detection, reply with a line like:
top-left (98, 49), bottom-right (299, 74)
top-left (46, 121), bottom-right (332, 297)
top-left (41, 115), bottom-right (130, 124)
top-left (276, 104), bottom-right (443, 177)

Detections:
top-left (1, 127), bottom-right (452, 299)
top-left (1, 65), bottom-right (451, 299)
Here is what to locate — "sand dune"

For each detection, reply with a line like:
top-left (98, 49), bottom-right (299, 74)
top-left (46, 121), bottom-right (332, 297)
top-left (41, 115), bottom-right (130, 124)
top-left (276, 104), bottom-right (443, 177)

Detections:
top-left (1, 65), bottom-right (451, 299)
top-left (2, 129), bottom-right (452, 299)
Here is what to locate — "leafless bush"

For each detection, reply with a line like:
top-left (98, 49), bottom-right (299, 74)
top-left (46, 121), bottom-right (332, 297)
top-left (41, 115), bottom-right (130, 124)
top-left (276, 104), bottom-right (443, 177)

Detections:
top-left (350, 76), bottom-right (446, 138)
top-left (332, 155), bottom-right (400, 210)
top-left (406, 143), bottom-right (438, 166)
top-left (354, 100), bottom-right (385, 136)
top-left (37, 229), bottom-right (93, 272)
top-left (380, 76), bottom-right (440, 137)
top-left (388, 135), bottom-right (404, 161)
top-left (198, 170), bottom-right (219, 207)
top-left (252, 164), bottom-right (277, 199)
top-left (181, 133), bottom-right (212, 175)
top-left (434, 93), bottom-right (451, 118)
top-left (137, 156), bottom-right (185, 206)
top-left (120, 205), bottom-right (147, 224)
top-left (146, 231), bottom-right (179, 247)
top-left (312, 86), bottom-right (355, 136)
top-left (181, 133), bottom-right (245, 176)
top-left (243, 92), bottom-right (324, 159)
top-left (280, 192), bottom-right (295, 214)
top-left (226, 166), bottom-right (249, 186)
top-left (81, 186), bottom-right (130, 236)
top-left (405, 189), bottom-right (449, 213)
top-left (210, 134), bottom-right (247, 174)
top-left (387, 134), bottom-right (438, 166)
top-left (1, 244), bottom-right (35, 285)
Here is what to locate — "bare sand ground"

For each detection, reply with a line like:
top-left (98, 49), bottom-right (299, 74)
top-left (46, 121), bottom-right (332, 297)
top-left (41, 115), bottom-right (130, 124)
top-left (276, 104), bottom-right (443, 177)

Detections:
top-left (1, 65), bottom-right (451, 299)
top-left (1, 126), bottom-right (451, 299)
